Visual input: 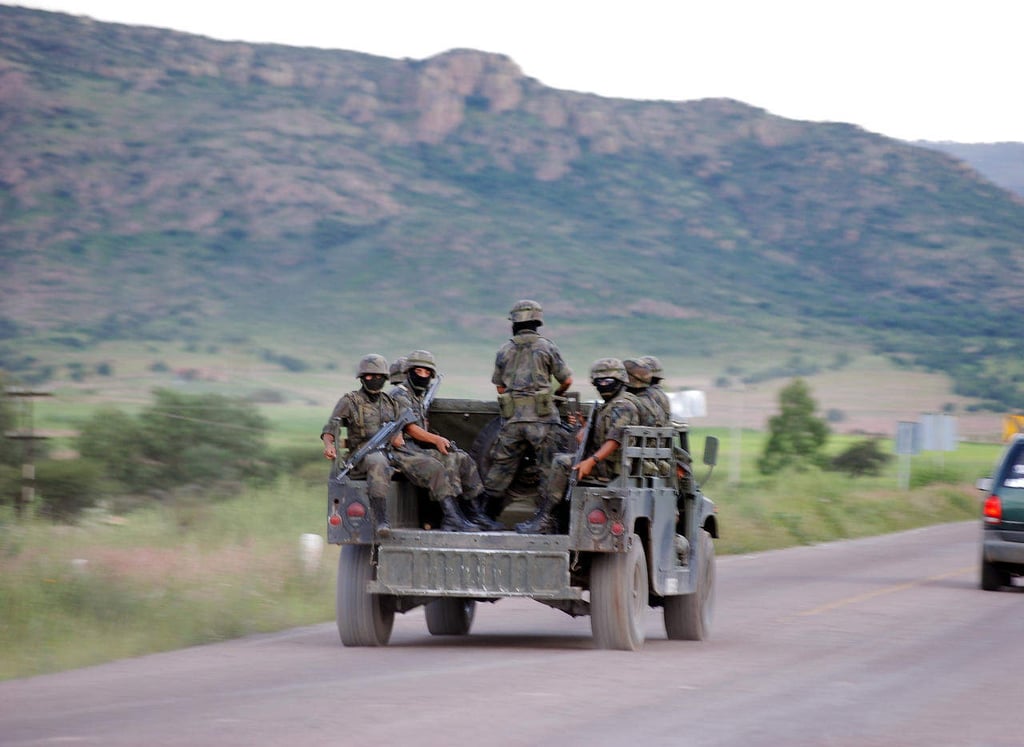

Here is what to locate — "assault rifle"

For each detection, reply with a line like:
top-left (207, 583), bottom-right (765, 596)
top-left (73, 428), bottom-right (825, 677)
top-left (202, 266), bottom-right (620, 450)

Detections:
top-left (420, 374), bottom-right (443, 426)
top-left (333, 407), bottom-right (416, 484)
top-left (565, 402), bottom-right (598, 500)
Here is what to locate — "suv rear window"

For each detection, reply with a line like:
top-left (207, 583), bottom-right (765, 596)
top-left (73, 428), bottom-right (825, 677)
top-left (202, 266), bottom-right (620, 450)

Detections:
top-left (1001, 445), bottom-right (1024, 488)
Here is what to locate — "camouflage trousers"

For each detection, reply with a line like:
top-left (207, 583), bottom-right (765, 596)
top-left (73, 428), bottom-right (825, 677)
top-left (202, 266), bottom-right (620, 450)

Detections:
top-left (354, 452), bottom-right (394, 501)
top-left (482, 421), bottom-right (561, 502)
top-left (440, 448), bottom-right (485, 500)
top-left (389, 445), bottom-right (455, 501)
top-left (544, 452), bottom-right (615, 503)
top-left (402, 444), bottom-right (483, 500)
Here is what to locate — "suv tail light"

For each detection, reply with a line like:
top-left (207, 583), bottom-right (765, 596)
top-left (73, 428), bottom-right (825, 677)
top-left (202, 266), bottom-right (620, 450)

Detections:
top-left (984, 494), bottom-right (1002, 524)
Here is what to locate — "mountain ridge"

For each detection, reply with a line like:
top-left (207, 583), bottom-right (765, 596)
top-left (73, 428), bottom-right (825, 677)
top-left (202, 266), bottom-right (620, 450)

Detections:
top-left (2, 5), bottom-right (1024, 410)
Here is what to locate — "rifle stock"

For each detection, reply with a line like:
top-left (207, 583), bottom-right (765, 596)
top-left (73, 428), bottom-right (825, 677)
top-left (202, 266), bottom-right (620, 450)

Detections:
top-left (333, 407), bottom-right (416, 484)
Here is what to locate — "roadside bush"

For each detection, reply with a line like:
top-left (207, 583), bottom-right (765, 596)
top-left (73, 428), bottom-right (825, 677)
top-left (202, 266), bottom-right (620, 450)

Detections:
top-left (34, 459), bottom-right (102, 521)
top-left (829, 439), bottom-right (892, 477)
top-left (75, 389), bottom-right (275, 496)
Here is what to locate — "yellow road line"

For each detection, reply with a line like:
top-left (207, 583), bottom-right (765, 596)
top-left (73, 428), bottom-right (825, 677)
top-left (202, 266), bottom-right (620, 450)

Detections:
top-left (791, 564), bottom-right (976, 618)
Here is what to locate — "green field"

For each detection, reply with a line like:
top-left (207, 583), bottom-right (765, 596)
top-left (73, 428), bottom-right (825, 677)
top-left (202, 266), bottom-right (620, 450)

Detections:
top-left (0, 417), bottom-right (998, 681)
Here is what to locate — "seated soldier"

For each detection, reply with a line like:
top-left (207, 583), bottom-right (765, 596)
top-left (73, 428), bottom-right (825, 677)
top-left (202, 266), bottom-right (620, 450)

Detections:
top-left (519, 358), bottom-right (641, 534)
top-left (389, 350), bottom-right (497, 531)
top-left (321, 354), bottom-right (403, 537)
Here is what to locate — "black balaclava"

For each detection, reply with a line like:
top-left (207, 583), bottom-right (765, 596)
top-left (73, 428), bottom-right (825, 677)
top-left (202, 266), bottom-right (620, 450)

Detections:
top-left (512, 320), bottom-right (541, 335)
top-left (594, 378), bottom-right (623, 401)
top-left (408, 369), bottom-right (432, 393)
top-left (361, 374), bottom-right (386, 394)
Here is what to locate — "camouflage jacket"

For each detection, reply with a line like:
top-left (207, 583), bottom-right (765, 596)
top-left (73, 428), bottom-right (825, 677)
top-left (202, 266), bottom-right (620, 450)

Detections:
top-left (648, 384), bottom-right (672, 422)
top-left (490, 330), bottom-right (572, 423)
top-left (321, 388), bottom-right (400, 451)
top-left (633, 388), bottom-right (670, 427)
top-left (389, 383), bottom-right (428, 430)
top-left (590, 390), bottom-right (642, 451)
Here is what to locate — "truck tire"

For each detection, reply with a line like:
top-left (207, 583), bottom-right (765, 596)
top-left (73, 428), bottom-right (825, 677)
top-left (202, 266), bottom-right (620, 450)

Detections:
top-left (424, 598), bottom-right (476, 635)
top-left (590, 539), bottom-right (648, 650)
top-left (663, 529), bottom-right (715, 640)
top-left (980, 554), bottom-right (1011, 591)
top-left (336, 544), bottom-right (394, 646)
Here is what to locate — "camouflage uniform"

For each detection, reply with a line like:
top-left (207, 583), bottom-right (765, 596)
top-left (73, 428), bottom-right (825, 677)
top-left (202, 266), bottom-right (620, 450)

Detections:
top-left (639, 355), bottom-right (672, 423)
top-left (390, 379), bottom-right (484, 502)
top-left (624, 358), bottom-right (669, 427)
top-left (545, 387), bottom-right (642, 501)
top-left (484, 327), bottom-right (573, 502)
top-left (321, 388), bottom-right (397, 502)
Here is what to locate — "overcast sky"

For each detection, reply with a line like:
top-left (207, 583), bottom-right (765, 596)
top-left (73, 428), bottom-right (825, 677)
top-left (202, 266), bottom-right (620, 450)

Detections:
top-left (11, 0), bottom-right (1023, 143)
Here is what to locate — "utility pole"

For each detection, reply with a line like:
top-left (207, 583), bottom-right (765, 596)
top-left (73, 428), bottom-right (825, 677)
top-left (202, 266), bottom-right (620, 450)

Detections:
top-left (4, 387), bottom-right (52, 517)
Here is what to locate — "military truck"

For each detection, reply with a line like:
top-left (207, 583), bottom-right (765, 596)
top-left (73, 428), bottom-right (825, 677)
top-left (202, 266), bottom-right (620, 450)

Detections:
top-left (326, 396), bottom-right (719, 651)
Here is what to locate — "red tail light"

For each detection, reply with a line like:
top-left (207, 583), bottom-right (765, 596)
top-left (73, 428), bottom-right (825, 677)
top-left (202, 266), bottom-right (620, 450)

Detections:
top-left (984, 495), bottom-right (1002, 524)
top-left (587, 509), bottom-right (608, 525)
top-left (346, 502), bottom-right (367, 519)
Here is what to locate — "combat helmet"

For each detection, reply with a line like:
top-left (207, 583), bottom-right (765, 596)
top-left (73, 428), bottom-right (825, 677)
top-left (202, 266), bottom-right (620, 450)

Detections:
top-left (404, 349), bottom-right (437, 374)
top-left (508, 299), bottom-right (543, 325)
top-left (355, 354), bottom-right (389, 378)
top-left (623, 358), bottom-right (652, 389)
top-left (639, 355), bottom-right (664, 381)
top-left (589, 357), bottom-right (628, 383)
top-left (389, 356), bottom-right (408, 384)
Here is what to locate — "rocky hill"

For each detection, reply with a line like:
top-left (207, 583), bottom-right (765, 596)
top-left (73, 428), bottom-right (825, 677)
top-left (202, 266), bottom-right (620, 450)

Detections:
top-left (2, 6), bottom-right (1024, 409)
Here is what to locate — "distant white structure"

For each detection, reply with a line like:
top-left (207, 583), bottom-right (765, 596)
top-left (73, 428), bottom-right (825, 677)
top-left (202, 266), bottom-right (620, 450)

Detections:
top-left (667, 390), bottom-right (707, 421)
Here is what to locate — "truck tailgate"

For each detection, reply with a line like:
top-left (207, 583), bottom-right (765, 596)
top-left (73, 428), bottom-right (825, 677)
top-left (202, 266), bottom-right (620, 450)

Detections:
top-left (366, 530), bottom-right (583, 600)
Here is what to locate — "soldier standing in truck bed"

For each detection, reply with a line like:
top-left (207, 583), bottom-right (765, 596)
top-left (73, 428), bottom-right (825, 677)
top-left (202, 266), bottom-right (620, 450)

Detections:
top-left (483, 299), bottom-right (573, 522)
top-left (390, 350), bottom-right (502, 531)
top-left (525, 357), bottom-right (641, 533)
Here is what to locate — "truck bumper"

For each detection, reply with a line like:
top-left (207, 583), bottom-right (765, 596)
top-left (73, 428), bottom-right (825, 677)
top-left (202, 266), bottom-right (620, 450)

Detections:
top-left (367, 529), bottom-right (583, 600)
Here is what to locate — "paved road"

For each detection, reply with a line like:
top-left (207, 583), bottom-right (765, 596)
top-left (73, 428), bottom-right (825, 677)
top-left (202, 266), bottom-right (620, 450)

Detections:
top-left (2, 521), bottom-right (1021, 747)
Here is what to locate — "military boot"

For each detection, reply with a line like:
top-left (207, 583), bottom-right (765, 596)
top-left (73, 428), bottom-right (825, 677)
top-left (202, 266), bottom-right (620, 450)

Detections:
top-left (482, 490), bottom-right (511, 520)
top-left (440, 496), bottom-right (478, 532)
top-left (460, 496), bottom-right (505, 531)
top-left (515, 497), bottom-right (559, 535)
top-left (370, 496), bottom-right (391, 538)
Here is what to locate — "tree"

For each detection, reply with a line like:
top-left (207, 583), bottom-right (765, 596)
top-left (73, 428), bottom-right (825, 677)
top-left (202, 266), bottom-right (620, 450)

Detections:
top-left (75, 389), bottom-right (272, 494)
top-left (758, 378), bottom-right (830, 474)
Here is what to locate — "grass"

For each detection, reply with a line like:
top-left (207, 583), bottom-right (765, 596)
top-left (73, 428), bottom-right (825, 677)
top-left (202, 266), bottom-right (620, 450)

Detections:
top-left (0, 476), bottom-right (337, 681)
top-left (0, 433), bottom-right (998, 681)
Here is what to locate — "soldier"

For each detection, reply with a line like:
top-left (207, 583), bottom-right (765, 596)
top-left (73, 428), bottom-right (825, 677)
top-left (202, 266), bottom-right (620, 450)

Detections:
top-left (624, 358), bottom-right (669, 427)
top-left (390, 350), bottom-right (502, 531)
top-left (321, 354), bottom-right (403, 537)
top-left (523, 358), bottom-right (641, 534)
top-left (483, 299), bottom-right (573, 522)
top-left (639, 355), bottom-right (672, 423)
top-left (389, 356), bottom-right (408, 386)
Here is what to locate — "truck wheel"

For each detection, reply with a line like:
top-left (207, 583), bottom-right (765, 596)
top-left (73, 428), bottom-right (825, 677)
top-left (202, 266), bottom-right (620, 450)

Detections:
top-left (336, 544), bottom-right (394, 646)
top-left (590, 539), bottom-right (648, 650)
top-left (424, 598), bottom-right (476, 635)
top-left (663, 529), bottom-right (715, 640)
top-left (980, 554), bottom-right (1011, 591)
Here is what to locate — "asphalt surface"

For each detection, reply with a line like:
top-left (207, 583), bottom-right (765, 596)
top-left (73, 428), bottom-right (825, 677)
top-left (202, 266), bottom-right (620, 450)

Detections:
top-left (2, 521), bottom-right (1021, 747)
